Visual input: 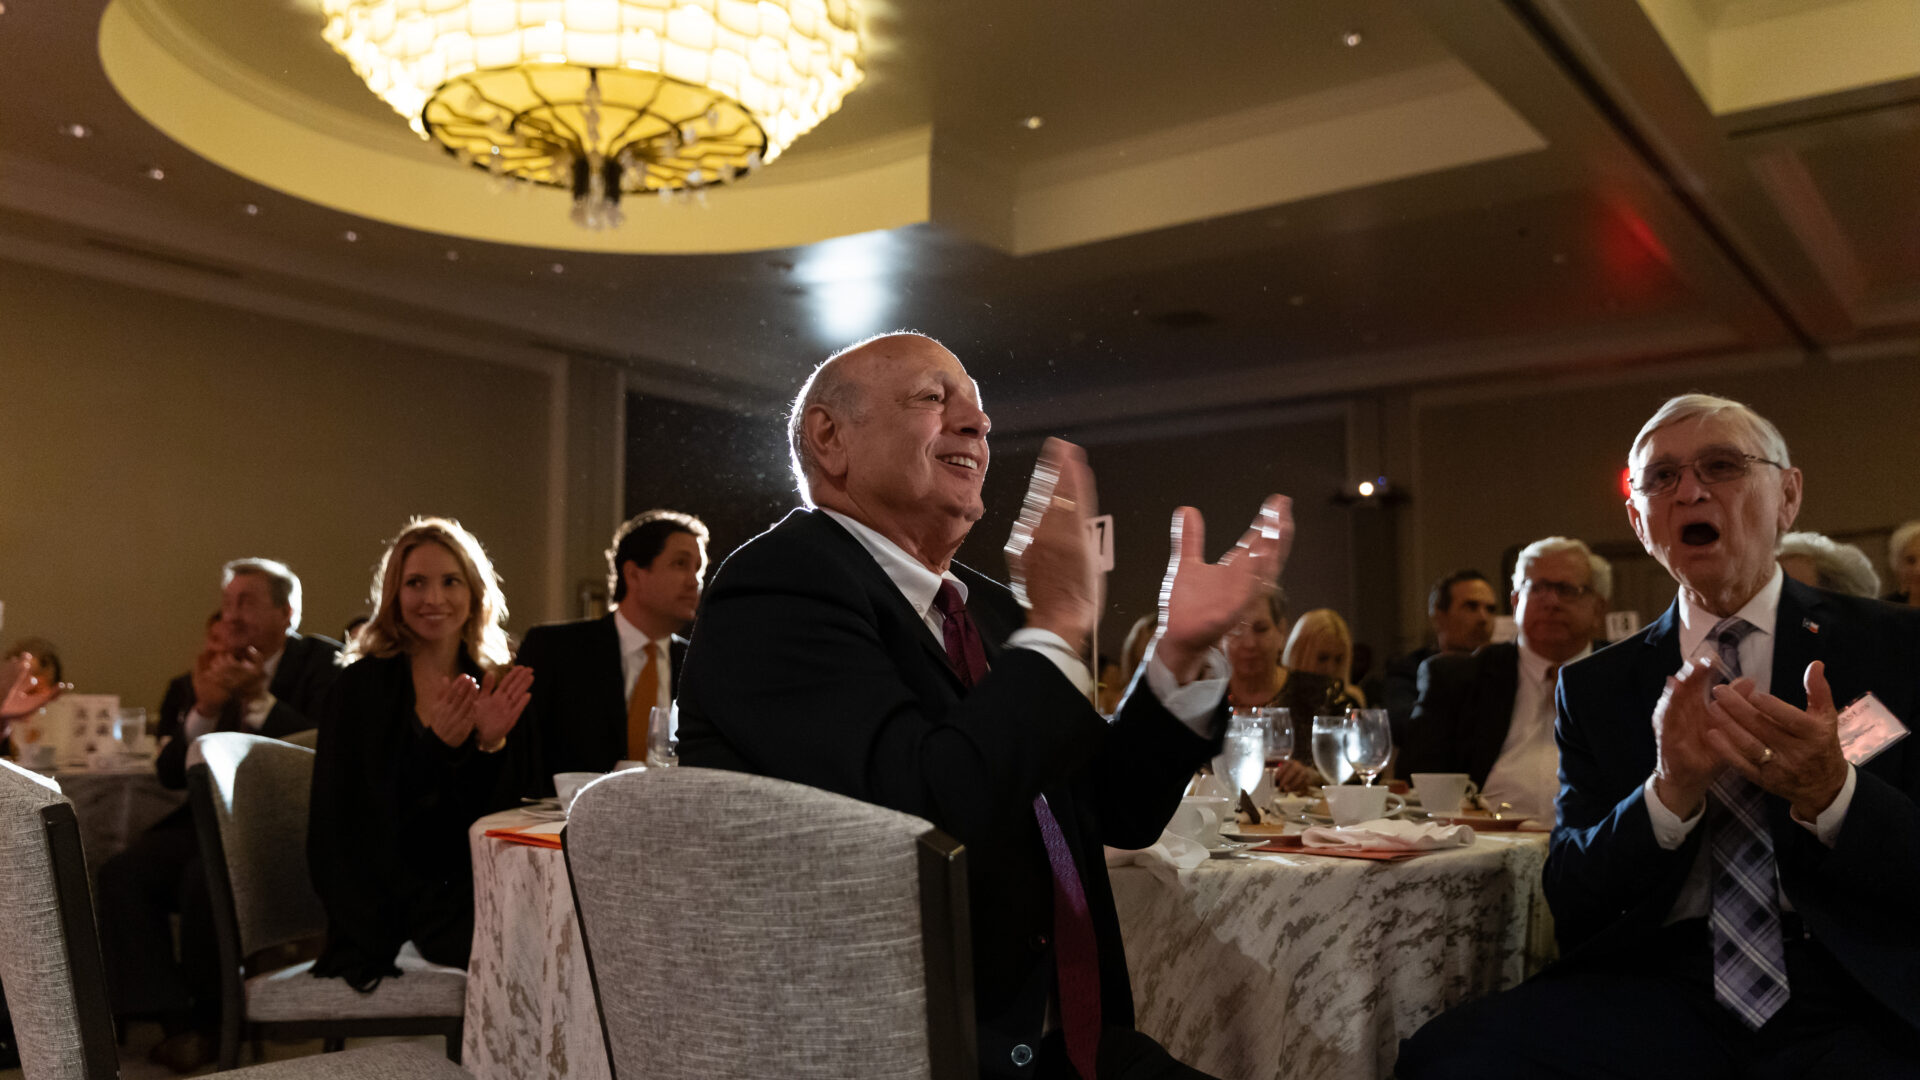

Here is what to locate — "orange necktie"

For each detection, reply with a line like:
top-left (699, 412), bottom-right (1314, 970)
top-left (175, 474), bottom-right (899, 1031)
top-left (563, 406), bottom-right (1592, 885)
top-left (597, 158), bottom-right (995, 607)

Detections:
top-left (626, 644), bottom-right (660, 760)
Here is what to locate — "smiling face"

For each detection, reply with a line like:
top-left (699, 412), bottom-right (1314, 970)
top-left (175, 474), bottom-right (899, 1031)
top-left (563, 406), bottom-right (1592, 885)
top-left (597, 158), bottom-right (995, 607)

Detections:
top-left (810, 335), bottom-right (992, 563)
top-left (398, 540), bottom-right (473, 650)
top-left (1627, 412), bottom-right (1802, 615)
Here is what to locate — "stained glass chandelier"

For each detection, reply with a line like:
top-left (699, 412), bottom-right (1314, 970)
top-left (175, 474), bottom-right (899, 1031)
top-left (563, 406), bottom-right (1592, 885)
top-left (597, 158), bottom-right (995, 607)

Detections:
top-left (320, 0), bottom-right (864, 229)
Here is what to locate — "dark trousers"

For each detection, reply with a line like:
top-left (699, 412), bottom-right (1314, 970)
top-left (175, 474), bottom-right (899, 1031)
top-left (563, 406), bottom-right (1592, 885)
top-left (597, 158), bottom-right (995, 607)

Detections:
top-left (1032, 1027), bottom-right (1221, 1080)
top-left (1398, 918), bottom-right (1920, 1079)
top-left (96, 815), bottom-right (220, 1029)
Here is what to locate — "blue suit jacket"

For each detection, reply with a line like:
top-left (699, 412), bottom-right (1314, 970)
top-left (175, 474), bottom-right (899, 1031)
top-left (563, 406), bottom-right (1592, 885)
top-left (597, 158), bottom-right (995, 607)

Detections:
top-left (1547, 576), bottom-right (1920, 1032)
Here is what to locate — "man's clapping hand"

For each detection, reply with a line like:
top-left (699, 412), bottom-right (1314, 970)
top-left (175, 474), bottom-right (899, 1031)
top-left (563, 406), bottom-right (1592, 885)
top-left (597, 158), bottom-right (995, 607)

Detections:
top-left (1005, 437), bottom-right (1101, 651)
top-left (1153, 496), bottom-right (1294, 684)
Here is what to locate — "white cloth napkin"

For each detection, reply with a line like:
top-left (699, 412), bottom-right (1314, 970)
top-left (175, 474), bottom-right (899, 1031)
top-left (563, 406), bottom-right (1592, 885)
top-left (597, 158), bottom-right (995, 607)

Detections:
top-left (1300, 818), bottom-right (1476, 850)
top-left (1105, 830), bottom-right (1212, 885)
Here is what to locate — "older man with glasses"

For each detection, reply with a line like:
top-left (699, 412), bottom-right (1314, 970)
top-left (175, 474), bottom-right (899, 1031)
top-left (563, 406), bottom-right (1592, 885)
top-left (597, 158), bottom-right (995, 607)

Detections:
top-left (1400, 393), bottom-right (1920, 1078)
top-left (1400, 537), bottom-right (1611, 822)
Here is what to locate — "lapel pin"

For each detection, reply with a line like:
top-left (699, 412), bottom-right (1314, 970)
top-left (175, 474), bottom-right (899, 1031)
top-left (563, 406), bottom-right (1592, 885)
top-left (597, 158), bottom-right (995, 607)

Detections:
top-left (1801, 618), bottom-right (1820, 635)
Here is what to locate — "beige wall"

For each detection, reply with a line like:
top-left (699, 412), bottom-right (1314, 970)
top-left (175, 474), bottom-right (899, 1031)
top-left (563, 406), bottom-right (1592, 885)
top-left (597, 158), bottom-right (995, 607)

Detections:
top-left (1409, 352), bottom-right (1920, 636)
top-left (0, 258), bottom-right (568, 709)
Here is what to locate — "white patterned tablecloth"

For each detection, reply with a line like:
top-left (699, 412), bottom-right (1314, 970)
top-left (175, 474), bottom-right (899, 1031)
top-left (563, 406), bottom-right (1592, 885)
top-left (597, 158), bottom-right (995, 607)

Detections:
top-left (1112, 833), bottom-right (1550, 1080)
top-left (463, 808), bottom-right (610, 1080)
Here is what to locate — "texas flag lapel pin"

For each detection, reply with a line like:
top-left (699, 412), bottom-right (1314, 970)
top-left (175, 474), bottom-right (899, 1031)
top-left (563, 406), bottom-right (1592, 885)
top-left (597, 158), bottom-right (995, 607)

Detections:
top-left (1801, 617), bottom-right (1821, 635)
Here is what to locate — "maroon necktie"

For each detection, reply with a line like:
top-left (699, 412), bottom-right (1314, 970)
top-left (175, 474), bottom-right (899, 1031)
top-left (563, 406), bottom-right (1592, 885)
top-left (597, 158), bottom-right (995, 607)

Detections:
top-left (932, 582), bottom-right (1102, 1079)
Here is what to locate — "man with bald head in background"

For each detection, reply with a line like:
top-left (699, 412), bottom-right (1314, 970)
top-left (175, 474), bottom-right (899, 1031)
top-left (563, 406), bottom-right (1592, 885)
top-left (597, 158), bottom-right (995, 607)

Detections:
top-left (1401, 394), bottom-right (1920, 1077)
top-left (678, 332), bottom-right (1293, 1079)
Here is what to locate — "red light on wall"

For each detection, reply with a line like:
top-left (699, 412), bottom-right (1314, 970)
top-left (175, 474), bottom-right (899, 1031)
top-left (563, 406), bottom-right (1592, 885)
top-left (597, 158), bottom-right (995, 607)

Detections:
top-left (1619, 467), bottom-right (1634, 499)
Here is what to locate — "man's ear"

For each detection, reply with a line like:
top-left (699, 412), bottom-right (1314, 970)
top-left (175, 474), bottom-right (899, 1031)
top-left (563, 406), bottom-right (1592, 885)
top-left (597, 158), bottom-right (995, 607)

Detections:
top-left (807, 404), bottom-right (849, 480)
top-left (622, 559), bottom-right (645, 593)
top-left (1777, 466), bottom-right (1804, 533)
top-left (1626, 499), bottom-right (1653, 555)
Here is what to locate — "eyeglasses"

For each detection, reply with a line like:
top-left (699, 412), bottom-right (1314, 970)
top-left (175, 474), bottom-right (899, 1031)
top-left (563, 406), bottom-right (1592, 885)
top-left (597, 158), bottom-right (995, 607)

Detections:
top-left (1519, 579), bottom-right (1594, 602)
top-left (1630, 450), bottom-right (1782, 498)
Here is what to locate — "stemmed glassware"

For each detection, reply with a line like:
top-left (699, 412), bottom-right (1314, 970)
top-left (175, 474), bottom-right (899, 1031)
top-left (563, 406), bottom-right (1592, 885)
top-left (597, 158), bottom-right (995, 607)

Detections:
top-left (1222, 707), bottom-right (1271, 798)
top-left (1345, 708), bottom-right (1393, 787)
top-left (1311, 714), bottom-right (1354, 786)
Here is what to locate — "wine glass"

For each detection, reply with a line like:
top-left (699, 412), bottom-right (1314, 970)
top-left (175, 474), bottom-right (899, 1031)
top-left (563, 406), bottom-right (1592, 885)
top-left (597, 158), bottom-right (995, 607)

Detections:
top-left (1221, 707), bottom-right (1270, 798)
top-left (1310, 714), bottom-right (1354, 786)
top-left (1345, 708), bottom-right (1393, 787)
top-left (1261, 706), bottom-right (1293, 770)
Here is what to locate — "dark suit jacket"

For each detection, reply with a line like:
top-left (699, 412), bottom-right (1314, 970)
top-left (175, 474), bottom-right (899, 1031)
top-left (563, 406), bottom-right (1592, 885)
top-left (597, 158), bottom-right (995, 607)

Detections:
top-left (1380, 644), bottom-right (1437, 735)
top-left (515, 614), bottom-right (687, 795)
top-left (1400, 642), bottom-right (1520, 787)
top-left (154, 633), bottom-right (341, 791)
top-left (1547, 578), bottom-right (1920, 1034)
top-left (678, 508), bottom-right (1223, 1077)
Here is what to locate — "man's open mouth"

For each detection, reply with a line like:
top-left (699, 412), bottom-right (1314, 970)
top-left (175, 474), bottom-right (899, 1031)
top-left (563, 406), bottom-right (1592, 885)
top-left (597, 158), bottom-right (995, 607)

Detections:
top-left (1680, 523), bottom-right (1720, 547)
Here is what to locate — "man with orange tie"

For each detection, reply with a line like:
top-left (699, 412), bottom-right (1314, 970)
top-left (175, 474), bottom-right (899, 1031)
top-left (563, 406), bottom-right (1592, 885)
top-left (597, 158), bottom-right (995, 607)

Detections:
top-left (679, 332), bottom-right (1292, 1079)
top-left (516, 509), bottom-right (708, 795)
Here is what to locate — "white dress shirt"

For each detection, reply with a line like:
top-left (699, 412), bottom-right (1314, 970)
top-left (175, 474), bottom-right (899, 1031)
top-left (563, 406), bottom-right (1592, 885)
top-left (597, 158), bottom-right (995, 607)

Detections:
top-left (1642, 566), bottom-right (1857, 921)
top-left (821, 509), bottom-right (1226, 734)
top-left (1482, 642), bottom-right (1590, 821)
top-left (614, 608), bottom-right (673, 715)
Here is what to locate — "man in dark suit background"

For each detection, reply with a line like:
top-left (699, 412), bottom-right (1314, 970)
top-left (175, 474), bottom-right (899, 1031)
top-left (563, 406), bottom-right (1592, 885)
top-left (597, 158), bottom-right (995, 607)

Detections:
top-left (677, 332), bottom-right (1292, 1080)
top-left (1401, 394), bottom-right (1920, 1077)
top-left (516, 509), bottom-right (708, 794)
top-left (1400, 537), bottom-right (1609, 821)
top-left (1380, 569), bottom-right (1499, 734)
top-left (98, 558), bottom-right (340, 1073)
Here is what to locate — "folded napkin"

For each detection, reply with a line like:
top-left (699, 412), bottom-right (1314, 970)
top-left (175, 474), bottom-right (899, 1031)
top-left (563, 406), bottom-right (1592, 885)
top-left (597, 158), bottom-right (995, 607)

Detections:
top-left (484, 820), bottom-right (566, 850)
top-left (1104, 830), bottom-right (1212, 885)
top-left (1300, 818), bottom-right (1475, 851)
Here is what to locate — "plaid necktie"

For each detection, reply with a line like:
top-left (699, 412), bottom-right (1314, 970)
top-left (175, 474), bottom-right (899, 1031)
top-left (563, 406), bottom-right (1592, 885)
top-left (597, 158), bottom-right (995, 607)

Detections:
top-left (1704, 615), bottom-right (1791, 1029)
top-left (932, 582), bottom-right (1102, 1079)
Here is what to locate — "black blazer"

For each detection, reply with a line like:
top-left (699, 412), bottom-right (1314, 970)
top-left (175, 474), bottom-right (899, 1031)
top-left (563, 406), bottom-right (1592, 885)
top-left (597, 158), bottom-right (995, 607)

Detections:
top-left (1401, 642), bottom-right (1521, 787)
top-left (1547, 578), bottom-right (1920, 1034)
top-left (678, 508), bottom-right (1223, 1077)
top-left (515, 614), bottom-right (687, 795)
top-left (154, 633), bottom-right (341, 791)
top-left (307, 651), bottom-right (523, 987)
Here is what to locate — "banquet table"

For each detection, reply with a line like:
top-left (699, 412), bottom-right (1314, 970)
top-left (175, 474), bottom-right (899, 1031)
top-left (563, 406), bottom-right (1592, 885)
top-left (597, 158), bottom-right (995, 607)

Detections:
top-left (51, 764), bottom-right (185, 876)
top-left (463, 808), bottom-right (610, 1080)
top-left (1112, 832), bottom-right (1552, 1080)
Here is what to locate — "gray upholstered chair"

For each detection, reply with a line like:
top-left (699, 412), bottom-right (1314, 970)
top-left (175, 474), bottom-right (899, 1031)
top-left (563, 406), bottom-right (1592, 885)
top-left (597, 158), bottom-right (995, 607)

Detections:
top-left (563, 767), bottom-right (976, 1080)
top-left (188, 732), bottom-right (467, 1069)
top-left (0, 757), bottom-right (468, 1080)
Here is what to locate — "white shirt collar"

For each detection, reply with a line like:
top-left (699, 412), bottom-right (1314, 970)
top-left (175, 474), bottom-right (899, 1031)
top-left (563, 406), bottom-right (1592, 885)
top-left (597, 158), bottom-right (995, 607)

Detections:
top-left (820, 509), bottom-right (967, 617)
top-left (613, 608), bottom-right (666, 657)
top-left (1677, 564), bottom-right (1784, 658)
top-left (1517, 640), bottom-right (1590, 685)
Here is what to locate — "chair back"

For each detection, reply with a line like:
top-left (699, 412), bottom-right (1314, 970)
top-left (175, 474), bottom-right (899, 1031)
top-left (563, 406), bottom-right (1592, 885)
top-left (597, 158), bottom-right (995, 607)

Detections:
top-left (188, 732), bottom-right (328, 956)
top-left (0, 760), bottom-right (120, 1080)
top-left (564, 767), bottom-right (975, 1080)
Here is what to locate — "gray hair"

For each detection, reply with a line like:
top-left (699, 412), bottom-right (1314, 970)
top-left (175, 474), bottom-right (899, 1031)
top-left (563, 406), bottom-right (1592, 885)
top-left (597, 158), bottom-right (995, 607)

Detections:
top-left (786, 331), bottom-right (943, 506)
top-left (1777, 531), bottom-right (1881, 598)
top-left (1628, 393), bottom-right (1790, 471)
top-left (1511, 536), bottom-right (1613, 602)
top-left (221, 557), bottom-right (302, 631)
top-left (1889, 520), bottom-right (1920, 577)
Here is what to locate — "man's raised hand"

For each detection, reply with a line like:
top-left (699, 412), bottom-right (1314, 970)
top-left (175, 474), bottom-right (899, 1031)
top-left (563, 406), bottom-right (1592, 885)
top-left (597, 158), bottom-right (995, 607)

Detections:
top-left (1006, 437), bottom-right (1101, 652)
top-left (1154, 495), bottom-right (1293, 683)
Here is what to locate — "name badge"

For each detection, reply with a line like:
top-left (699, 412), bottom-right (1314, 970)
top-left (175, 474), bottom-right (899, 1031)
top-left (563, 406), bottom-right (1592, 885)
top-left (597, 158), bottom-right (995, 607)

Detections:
top-left (1836, 692), bottom-right (1908, 766)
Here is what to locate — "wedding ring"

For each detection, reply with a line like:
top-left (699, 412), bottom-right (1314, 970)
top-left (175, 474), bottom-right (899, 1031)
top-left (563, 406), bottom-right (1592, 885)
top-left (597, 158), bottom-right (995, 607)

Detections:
top-left (1758, 746), bottom-right (1775, 765)
top-left (1051, 496), bottom-right (1077, 512)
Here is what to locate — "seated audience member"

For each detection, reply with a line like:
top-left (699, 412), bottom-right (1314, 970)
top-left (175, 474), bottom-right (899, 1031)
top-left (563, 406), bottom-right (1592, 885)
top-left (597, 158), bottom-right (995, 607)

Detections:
top-left (1380, 570), bottom-right (1498, 731)
top-left (1284, 608), bottom-right (1366, 705)
top-left (1887, 518), bottom-right (1920, 605)
top-left (1400, 394), bottom-right (1920, 1077)
top-left (516, 509), bottom-right (708, 792)
top-left (308, 518), bottom-right (533, 990)
top-left (678, 331), bottom-right (1292, 1079)
top-left (1400, 537), bottom-right (1611, 820)
top-left (99, 559), bottom-right (341, 1073)
top-left (1776, 531), bottom-right (1880, 599)
top-left (1224, 588), bottom-right (1317, 791)
top-left (0, 638), bottom-right (63, 756)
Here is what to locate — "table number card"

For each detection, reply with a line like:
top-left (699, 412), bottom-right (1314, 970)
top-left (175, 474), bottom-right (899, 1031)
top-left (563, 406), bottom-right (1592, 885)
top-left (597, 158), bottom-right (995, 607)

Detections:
top-left (1086, 514), bottom-right (1115, 572)
top-left (1837, 692), bottom-right (1907, 766)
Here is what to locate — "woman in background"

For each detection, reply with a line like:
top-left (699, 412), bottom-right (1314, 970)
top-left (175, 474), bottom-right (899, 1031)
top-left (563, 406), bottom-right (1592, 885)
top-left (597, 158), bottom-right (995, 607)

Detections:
top-left (1284, 609), bottom-right (1366, 706)
top-left (308, 517), bottom-right (533, 990)
top-left (1222, 588), bottom-right (1317, 791)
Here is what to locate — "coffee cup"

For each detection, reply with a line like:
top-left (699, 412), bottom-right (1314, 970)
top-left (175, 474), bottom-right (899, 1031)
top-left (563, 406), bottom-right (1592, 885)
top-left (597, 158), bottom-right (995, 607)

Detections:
top-left (1323, 785), bottom-right (1389, 827)
top-left (1410, 773), bottom-right (1479, 814)
top-left (1168, 795), bottom-right (1232, 846)
top-left (553, 772), bottom-right (600, 813)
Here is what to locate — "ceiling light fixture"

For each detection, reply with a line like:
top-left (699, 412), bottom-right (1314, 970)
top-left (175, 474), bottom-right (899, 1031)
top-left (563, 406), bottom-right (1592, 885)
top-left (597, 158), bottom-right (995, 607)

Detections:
top-left (1342, 30), bottom-right (1364, 47)
top-left (343, 229), bottom-right (360, 242)
top-left (242, 203), bottom-right (261, 216)
top-left (60, 122), bottom-right (91, 139)
top-left (1021, 115), bottom-right (1043, 130)
top-left (319, 0), bottom-right (866, 230)
top-left (143, 166), bottom-right (166, 181)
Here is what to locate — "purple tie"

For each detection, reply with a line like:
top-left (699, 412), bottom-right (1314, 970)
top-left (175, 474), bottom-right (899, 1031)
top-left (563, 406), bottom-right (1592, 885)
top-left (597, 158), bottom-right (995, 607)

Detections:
top-left (932, 582), bottom-right (1102, 1079)
top-left (1705, 616), bottom-right (1790, 1030)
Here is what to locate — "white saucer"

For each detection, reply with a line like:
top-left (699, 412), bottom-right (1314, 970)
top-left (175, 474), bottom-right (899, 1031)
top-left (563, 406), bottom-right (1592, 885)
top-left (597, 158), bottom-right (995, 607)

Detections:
top-left (1303, 792), bottom-right (1407, 826)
